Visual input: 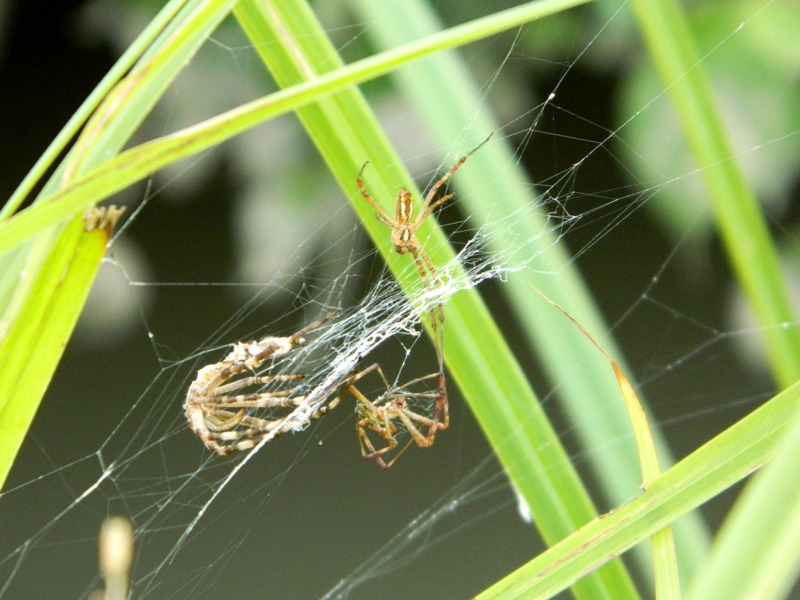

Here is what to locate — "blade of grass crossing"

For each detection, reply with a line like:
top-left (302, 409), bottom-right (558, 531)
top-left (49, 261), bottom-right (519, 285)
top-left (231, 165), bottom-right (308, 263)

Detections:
top-left (479, 380), bottom-right (800, 598)
top-left (0, 0), bottom-right (236, 489)
top-left (234, 1), bottom-right (638, 598)
top-left (349, 0), bottom-right (710, 584)
top-left (686, 402), bottom-right (800, 600)
top-left (0, 0), bottom-right (192, 221)
top-left (628, 0), bottom-right (800, 387)
top-left (0, 214), bottom-right (114, 488)
top-left (0, 0), bottom-right (593, 258)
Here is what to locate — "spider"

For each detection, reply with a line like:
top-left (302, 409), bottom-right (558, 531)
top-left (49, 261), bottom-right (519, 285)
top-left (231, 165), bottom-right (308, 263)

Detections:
top-left (356, 133), bottom-right (492, 344)
top-left (355, 134), bottom-right (490, 460)
top-left (342, 362), bottom-right (448, 469)
top-left (184, 313), bottom-right (337, 455)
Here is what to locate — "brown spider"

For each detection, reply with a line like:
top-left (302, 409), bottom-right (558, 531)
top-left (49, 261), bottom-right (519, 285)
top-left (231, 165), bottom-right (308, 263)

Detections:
top-left (184, 313), bottom-right (337, 455)
top-left (355, 134), bottom-right (491, 459)
top-left (356, 134), bottom-right (492, 328)
top-left (342, 363), bottom-right (448, 469)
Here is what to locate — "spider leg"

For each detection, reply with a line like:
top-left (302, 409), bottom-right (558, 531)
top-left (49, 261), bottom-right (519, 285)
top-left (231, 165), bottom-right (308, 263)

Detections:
top-left (213, 373), bottom-right (303, 395)
top-left (346, 362), bottom-right (387, 388)
top-left (204, 361), bottom-right (250, 390)
top-left (199, 393), bottom-right (343, 456)
top-left (415, 133), bottom-right (493, 224)
top-left (435, 371), bottom-right (449, 429)
top-left (199, 392), bottom-right (307, 409)
top-left (356, 398), bottom-right (403, 469)
top-left (241, 313), bottom-right (338, 367)
top-left (201, 428), bottom-right (285, 455)
top-left (395, 410), bottom-right (437, 448)
top-left (357, 162), bottom-right (396, 225)
top-left (393, 375), bottom-right (448, 440)
top-left (407, 247), bottom-right (448, 434)
top-left (357, 425), bottom-right (397, 469)
top-left (245, 342), bottom-right (285, 366)
top-left (410, 247), bottom-right (446, 362)
top-left (204, 410), bottom-right (293, 436)
top-left (348, 370), bottom-right (404, 467)
top-left (357, 395), bottom-right (435, 468)
top-left (204, 408), bottom-right (247, 432)
top-left (287, 311), bottom-right (337, 345)
top-left (392, 371), bottom-right (440, 390)
top-left (424, 193), bottom-right (454, 215)
top-left (236, 412), bottom-right (289, 430)
top-left (396, 387), bottom-right (448, 431)
top-left (363, 432), bottom-right (414, 469)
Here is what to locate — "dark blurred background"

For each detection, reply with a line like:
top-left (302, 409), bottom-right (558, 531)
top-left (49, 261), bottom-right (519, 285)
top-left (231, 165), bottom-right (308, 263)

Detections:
top-left (2, 0), bottom-right (799, 598)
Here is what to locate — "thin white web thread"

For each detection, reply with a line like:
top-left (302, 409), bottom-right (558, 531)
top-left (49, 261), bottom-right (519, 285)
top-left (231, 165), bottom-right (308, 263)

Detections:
top-left (161, 207), bottom-right (547, 563)
top-left (13, 11), bottom-right (785, 592)
top-left (4, 4), bottom-right (792, 598)
top-left (3, 120), bottom-right (710, 599)
top-left (4, 150), bottom-right (780, 599)
top-left (320, 458), bottom-right (515, 600)
top-left (0, 201), bottom-right (543, 599)
top-left (0, 188), bottom-right (567, 596)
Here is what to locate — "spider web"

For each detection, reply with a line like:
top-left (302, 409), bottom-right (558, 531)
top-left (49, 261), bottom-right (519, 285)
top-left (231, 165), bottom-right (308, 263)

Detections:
top-left (1, 0), bottom-right (799, 598)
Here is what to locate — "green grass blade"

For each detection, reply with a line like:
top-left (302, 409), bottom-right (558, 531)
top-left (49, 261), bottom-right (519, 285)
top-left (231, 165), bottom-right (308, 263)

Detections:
top-left (686, 404), bottom-right (800, 600)
top-left (1, 0), bottom-right (234, 335)
top-left (0, 0), bottom-right (235, 490)
top-left (0, 0), bottom-right (191, 221)
top-left (628, 0), bottom-right (800, 387)
top-left (64, 0), bottom-right (235, 179)
top-left (478, 378), bottom-right (800, 599)
top-left (349, 0), bottom-right (709, 586)
top-left (234, 1), bottom-right (637, 598)
top-left (0, 214), bottom-right (113, 488)
top-left (0, 0), bottom-right (591, 259)
top-left (535, 292), bottom-right (680, 596)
